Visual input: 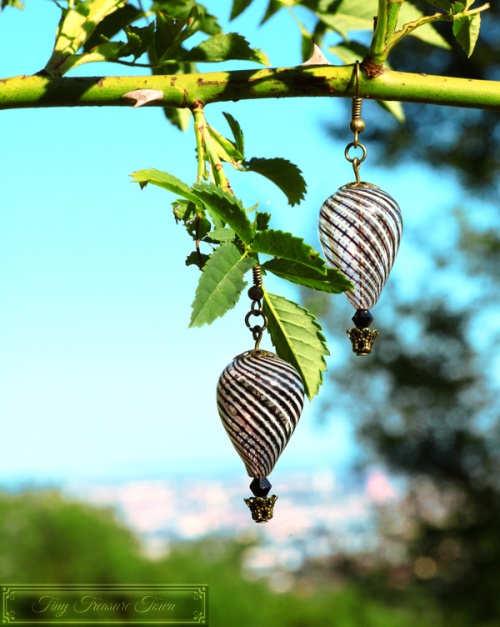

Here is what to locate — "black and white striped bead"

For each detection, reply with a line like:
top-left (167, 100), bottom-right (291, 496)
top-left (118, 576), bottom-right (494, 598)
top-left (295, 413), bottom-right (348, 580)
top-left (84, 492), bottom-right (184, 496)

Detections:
top-left (319, 184), bottom-right (403, 310)
top-left (217, 350), bottom-right (305, 478)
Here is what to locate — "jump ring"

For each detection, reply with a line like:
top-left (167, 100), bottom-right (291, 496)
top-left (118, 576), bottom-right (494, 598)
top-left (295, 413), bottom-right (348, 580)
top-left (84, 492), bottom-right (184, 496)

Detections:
top-left (344, 141), bottom-right (367, 164)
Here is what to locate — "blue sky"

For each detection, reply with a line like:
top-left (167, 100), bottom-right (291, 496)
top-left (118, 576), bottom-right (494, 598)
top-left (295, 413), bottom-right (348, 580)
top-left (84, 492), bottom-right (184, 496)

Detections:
top-left (0, 1), bottom-right (465, 485)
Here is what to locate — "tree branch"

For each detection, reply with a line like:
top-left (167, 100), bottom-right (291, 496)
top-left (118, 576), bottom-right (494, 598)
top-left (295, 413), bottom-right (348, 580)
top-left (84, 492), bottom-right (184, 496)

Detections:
top-left (1, 65), bottom-right (500, 112)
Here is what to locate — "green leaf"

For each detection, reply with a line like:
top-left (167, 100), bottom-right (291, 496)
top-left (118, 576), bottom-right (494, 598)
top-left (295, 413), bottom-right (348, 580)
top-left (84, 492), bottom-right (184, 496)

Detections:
top-left (163, 99), bottom-right (193, 132)
top-left (261, 0), bottom-right (287, 25)
top-left (315, 0), bottom-right (449, 49)
top-left (172, 199), bottom-right (212, 240)
top-left (377, 99), bottom-right (405, 123)
top-left (251, 230), bottom-right (326, 271)
top-left (67, 24), bottom-right (154, 69)
top-left (124, 24), bottom-right (156, 60)
top-left (149, 4), bottom-right (222, 67)
top-left (1, 0), bottom-right (24, 9)
top-left (263, 292), bottom-right (329, 400)
top-left (191, 183), bottom-right (255, 244)
top-left (207, 125), bottom-right (244, 166)
top-left (206, 227), bottom-right (236, 242)
top-left (185, 251), bottom-right (209, 269)
top-left (398, 2), bottom-right (451, 49)
top-left (131, 168), bottom-right (199, 203)
top-left (328, 41), bottom-right (369, 64)
top-left (230, 0), bottom-right (254, 20)
top-left (453, 12), bottom-right (481, 57)
top-left (183, 33), bottom-right (269, 65)
top-left (223, 112), bottom-right (245, 157)
top-left (263, 259), bottom-right (353, 294)
top-left (315, 2), bottom-right (376, 40)
top-left (45, 0), bottom-right (128, 76)
top-left (426, 0), bottom-right (452, 11)
top-left (166, 2), bottom-right (221, 36)
top-left (255, 211), bottom-right (271, 231)
top-left (244, 158), bottom-right (306, 206)
top-left (173, 199), bottom-right (196, 222)
top-left (83, 4), bottom-right (142, 52)
top-left (189, 243), bottom-right (256, 327)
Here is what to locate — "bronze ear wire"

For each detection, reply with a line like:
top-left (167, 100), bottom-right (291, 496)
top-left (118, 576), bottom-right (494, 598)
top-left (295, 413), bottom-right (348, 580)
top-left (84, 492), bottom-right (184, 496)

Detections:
top-left (344, 61), bottom-right (371, 187)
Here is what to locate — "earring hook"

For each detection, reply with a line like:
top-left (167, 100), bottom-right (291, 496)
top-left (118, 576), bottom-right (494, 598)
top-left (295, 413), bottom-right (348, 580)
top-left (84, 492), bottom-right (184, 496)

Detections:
top-left (345, 60), bottom-right (367, 184)
top-left (354, 60), bottom-right (361, 100)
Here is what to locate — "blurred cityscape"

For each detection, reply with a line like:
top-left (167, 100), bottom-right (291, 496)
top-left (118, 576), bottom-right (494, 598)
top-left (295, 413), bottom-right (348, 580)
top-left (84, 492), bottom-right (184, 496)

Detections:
top-left (67, 468), bottom-right (400, 587)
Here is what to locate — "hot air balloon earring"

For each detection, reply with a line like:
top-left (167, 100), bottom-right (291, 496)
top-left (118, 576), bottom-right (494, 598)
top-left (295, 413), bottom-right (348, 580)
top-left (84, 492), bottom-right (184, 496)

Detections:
top-left (318, 61), bottom-right (403, 356)
top-left (216, 266), bottom-right (305, 523)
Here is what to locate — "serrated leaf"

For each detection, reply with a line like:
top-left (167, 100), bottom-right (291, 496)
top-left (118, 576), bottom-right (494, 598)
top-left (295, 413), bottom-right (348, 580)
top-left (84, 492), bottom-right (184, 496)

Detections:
top-left (185, 251), bottom-right (210, 269)
top-left (183, 32), bottom-right (269, 65)
top-left (172, 199), bottom-right (211, 240)
top-left (131, 168), bottom-right (199, 203)
top-left (244, 158), bottom-right (306, 206)
top-left (223, 112), bottom-right (245, 156)
top-left (173, 199), bottom-right (195, 222)
top-left (191, 183), bottom-right (255, 244)
top-left (263, 291), bottom-right (329, 400)
top-left (263, 259), bottom-right (353, 293)
top-left (230, 0), bottom-right (254, 20)
top-left (251, 230), bottom-right (326, 271)
top-left (190, 243), bottom-right (256, 327)
top-left (206, 227), bottom-right (236, 242)
top-left (255, 211), bottom-right (271, 231)
top-left (124, 24), bottom-right (156, 60)
top-left (453, 12), bottom-right (481, 57)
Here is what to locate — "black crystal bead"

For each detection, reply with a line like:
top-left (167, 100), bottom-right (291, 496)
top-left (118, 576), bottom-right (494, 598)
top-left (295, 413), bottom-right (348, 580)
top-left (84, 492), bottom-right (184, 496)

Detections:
top-left (248, 285), bottom-right (264, 301)
top-left (250, 477), bottom-right (272, 497)
top-left (352, 309), bottom-right (373, 329)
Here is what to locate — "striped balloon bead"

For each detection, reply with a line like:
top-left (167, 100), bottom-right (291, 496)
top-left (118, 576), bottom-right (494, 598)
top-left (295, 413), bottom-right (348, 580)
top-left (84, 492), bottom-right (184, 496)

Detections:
top-left (217, 350), bottom-right (305, 478)
top-left (318, 183), bottom-right (403, 310)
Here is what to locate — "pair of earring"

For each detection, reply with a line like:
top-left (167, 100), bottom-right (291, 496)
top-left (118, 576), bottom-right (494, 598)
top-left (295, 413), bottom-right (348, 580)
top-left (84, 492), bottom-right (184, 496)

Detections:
top-left (217, 62), bottom-right (403, 523)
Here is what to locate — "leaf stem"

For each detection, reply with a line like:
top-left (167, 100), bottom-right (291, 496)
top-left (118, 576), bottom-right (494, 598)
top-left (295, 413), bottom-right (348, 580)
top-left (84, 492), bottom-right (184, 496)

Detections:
top-left (192, 100), bottom-right (231, 192)
top-left (367, 0), bottom-right (404, 68)
top-left (204, 128), bottom-right (231, 192)
top-left (192, 101), bottom-right (206, 185)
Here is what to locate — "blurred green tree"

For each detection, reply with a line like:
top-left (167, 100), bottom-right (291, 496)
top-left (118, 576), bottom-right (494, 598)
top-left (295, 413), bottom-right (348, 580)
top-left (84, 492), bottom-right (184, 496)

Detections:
top-left (314, 206), bottom-right (500, 625)
top-left (0, 489), bottom-right (449, 626)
